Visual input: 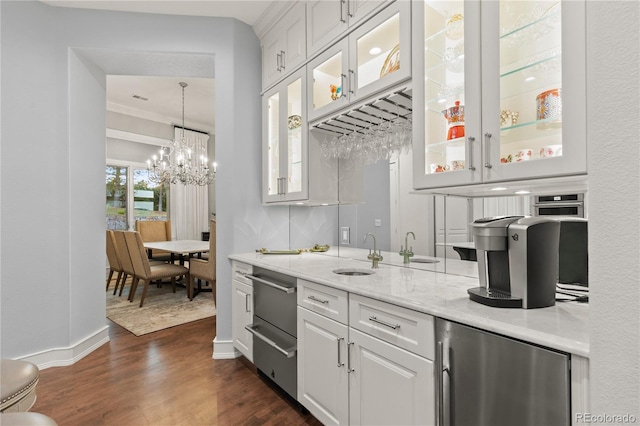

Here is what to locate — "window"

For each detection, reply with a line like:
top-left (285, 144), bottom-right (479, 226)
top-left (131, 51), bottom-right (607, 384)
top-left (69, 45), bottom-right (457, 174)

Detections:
top-left (106, 164), bottom-right (169, 230)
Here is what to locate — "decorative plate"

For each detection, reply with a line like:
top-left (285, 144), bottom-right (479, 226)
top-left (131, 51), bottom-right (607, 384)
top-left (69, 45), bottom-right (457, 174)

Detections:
top-left (379, 45), bottom-right (400, 78)
top-left (287, 115), bottom-right (302, 130)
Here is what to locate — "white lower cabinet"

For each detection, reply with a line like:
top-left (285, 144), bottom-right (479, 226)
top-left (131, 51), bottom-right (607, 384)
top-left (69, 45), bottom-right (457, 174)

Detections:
top-left (349, 328), bottom-right (433, 426)
top-left (232, 261), bottom-right (253, 361)
top-left (297, 280), bottom-right (435, 425)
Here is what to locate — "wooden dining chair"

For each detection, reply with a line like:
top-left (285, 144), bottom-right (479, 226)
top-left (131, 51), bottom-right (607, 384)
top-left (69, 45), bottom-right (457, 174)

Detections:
top-left (112, 230), bottom-right (135, 297)
top-left (124, 231), bottom-right (189, 307)
top-left (188, 220), bottom-right (216, 304)
top-left (106, 230), bottom-right (124, 292)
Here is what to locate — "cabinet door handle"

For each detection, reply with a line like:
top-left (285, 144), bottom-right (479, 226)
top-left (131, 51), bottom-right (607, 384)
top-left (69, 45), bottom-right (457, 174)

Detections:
top-left (280, 50), bottom-right (286, 70)
top-left (467, 136), bottom-right (476, 171)
top-left (369, 315), bottom-right (400, 330)
top-left (276, 52), bottom-right (281, 72)
top-left (340, 73), bottom-right (347, 98)
top-left (308, 295), bottom-right (329, 304)
top-left (348, 69), bottom-right (355, 95)
top-left (245, 293), bottom-right (251, 312)
top-left (347, 0), bottom-right (353, 18)
top-left (347, 341), bottom-right (355, 373)
top-left (340, 0), bottom-right (346, 23)
top-left (337, 337), bottom-right (345, 367)
top-left (484, 132), bottom-right (493, 169)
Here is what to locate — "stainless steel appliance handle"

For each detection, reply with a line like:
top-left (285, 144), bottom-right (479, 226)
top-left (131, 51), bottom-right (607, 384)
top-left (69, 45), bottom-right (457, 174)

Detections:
top-left (340, 0), bottom-right (346, 23)
top-left (347, 341), bottom-right (355, 373)
top-left (308, 295), bottom-right (329, 304)
top-left (467, 136), bottom-right (476, 171)
top-left (369, 315), bottom-right (400, 330)
top-left (337, 337), bottom-right (344, 367)
top-left (435, 341), bottom-right (444, 426)
top-left (245, 274), bottom-right (296, 294)
top-left (484, 132), bottom-right (492, 169)
top-left (245, 324), bottom-right (297, 358)
top-left (533, 202), bottom-right (585, 208)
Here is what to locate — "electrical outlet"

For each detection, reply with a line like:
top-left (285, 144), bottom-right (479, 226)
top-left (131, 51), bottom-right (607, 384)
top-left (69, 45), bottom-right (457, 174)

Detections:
top-left (341, 227), bottom-right (350, 244)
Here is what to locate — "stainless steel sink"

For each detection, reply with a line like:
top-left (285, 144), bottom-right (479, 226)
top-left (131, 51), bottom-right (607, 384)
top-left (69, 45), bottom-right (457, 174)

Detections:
top-left (333, 268), bottom-right (375, 276)
top-left (411, 258), bottom-right (440, 264)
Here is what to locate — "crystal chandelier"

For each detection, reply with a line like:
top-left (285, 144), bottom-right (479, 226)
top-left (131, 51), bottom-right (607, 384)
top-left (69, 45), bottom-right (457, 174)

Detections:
top-left (147, 82), bottom-right (216, 186)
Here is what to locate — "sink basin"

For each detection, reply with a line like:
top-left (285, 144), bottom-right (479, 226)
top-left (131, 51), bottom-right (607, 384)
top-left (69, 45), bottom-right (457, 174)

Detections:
top-left (411, 258), bottom-right (440, 264)
top-left (333, 268), bottom-right (375, 276)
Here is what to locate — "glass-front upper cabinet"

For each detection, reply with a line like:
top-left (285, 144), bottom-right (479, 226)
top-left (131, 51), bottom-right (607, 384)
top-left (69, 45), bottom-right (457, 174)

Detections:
top-left (413, 0), bottom-right (586, 190)
top-left (308, 1), bottom-right (411, 122)
top-left (263, 69), bottom-right (308, 203)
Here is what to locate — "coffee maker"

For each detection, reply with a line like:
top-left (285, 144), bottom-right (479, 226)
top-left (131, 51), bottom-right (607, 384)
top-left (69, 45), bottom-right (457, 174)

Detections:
top-left (468, 216), bottom-right (560, 309)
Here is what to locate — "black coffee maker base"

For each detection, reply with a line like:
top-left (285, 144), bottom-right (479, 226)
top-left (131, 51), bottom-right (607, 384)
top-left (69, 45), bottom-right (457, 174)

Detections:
top-left (467, 287), bottom-right (522, 308)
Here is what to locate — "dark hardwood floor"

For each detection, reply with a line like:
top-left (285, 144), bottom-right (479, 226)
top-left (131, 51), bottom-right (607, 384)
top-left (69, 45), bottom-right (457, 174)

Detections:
top-left (32, 318), bottom-right (322, 426)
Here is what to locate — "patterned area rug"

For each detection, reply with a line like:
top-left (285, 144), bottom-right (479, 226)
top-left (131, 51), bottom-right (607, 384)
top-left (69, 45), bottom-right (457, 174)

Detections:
top-left (106, 281), bottom-right (216, 336)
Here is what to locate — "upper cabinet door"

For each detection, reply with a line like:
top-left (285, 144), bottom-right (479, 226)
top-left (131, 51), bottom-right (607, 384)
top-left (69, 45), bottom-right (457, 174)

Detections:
top-left (263, 69), bottom-right (309, 203)
top-left (413, 0), bottom-right (482, 189)
top-left (307, 0), bottom-right (394, 58)
top-left (413, 0), bottom-right (587, 190)
top-left (481, 0), bottom-right (587, 182)
top-left (307, 0), bottom-right (350, 57)
top-left (262, 2), bottom-right (307, 90)
top-left (348, 0), bottom-right (412, 104)
top-left (307, 39), bottom-right (350, 122)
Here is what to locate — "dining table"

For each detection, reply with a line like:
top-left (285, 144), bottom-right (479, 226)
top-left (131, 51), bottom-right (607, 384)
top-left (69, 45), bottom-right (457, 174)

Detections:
top-left (143, 239), bottom-right (212, 296)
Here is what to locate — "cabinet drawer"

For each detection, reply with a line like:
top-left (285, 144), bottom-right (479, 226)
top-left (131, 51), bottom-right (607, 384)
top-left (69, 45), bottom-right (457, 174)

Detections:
top-left (349, 293), bottom-right (434, 359)
top-left (232, 261), bottom-right (253, 285)
top-left (297, 279), bottom-right (348, 325)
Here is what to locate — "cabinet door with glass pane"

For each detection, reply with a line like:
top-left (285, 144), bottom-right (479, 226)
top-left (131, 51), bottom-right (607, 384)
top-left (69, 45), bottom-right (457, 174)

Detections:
top-left (263, 69), bottom-right (308, 203)
top-left (482, 0), bottom-right (586, 182)
top-left (412, 0), bottom-right (482, 189)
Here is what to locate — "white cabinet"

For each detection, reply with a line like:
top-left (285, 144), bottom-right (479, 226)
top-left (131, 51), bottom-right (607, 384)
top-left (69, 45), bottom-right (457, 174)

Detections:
top-left (262, 2), bottom-right (307, 90)
top-left (349, 328), bottom-right (433, 426)
top-left (297, 280), bottom-right (435, 425)
top-left (306, 0), bottom-right (392, 57)
top-left (307, 0), bottom-right (411, 122)
top-left (232, 261), bottom-right (253, 361)
top-left (262, 69), bottom-right (308, 203)
top-left (412, 0), bottom-right (587, 190)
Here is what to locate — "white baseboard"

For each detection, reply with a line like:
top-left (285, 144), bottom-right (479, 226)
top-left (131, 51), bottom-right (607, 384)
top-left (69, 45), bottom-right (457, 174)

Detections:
top-left (19, 326), bottom-right (110, 370)
top-left (212, 336), bottom-right (241, 359)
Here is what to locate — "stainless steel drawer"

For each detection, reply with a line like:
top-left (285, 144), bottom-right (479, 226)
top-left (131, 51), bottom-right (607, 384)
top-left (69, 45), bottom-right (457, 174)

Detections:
top-left (248, 317), bottom-right (297, 399)
top-left (249, 268), bottom-right (297, 337)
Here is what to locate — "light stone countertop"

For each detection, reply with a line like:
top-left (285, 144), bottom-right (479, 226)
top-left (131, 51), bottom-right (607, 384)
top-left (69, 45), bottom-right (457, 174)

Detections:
top-left (229, 251), bottom-right (589, 357)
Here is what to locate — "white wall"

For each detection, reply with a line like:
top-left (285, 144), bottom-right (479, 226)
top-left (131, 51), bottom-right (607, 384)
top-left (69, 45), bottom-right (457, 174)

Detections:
top-left (0, 1), bottom-right (289, 363)
top-left (587, 0), bottom-right (639, 418)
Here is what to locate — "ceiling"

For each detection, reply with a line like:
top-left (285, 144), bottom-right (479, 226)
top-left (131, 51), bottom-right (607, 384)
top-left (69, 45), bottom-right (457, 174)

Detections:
top-left (42, 0), bottom-right (278, 135)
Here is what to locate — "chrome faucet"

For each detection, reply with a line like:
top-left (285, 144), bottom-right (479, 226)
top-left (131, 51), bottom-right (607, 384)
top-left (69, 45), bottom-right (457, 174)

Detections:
top-left (364, 233), bottom-right (383, 269)
top-left (399, 231), bottom-right (415, 264)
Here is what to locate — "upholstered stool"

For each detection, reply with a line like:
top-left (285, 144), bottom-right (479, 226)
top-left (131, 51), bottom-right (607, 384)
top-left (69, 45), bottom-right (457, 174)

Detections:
top-left (0, 360), bottom-right (40, 412)
top-left (0, 412), bottom-right (57, 425)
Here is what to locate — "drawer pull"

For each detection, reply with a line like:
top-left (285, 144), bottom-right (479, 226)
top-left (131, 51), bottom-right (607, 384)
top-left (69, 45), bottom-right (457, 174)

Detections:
top-left (245, 274), bottom-right (296, 294)
top-left (245, 324), bottom-right (296, 358)
top-left (369, 315), bottom-right (400, 330)
top-left (308, 295), bottom-right (329, 304)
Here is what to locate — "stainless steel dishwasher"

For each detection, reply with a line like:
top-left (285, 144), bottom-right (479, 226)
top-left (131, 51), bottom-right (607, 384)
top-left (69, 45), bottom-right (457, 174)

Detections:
top-left (244, 267), bottom-right (297, 400)
top-left (435, 318), bottom-right (570, 426)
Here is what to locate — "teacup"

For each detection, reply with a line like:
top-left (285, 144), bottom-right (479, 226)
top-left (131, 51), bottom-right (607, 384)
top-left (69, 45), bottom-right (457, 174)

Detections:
top-left (430, 163), bottom-right (449, 173)
top-left (515, 149), bottom-right (533, 162)
top-left (540, 144), bottom-right (563, 158)
top-left (449, 160), bottom-right (465, 170)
